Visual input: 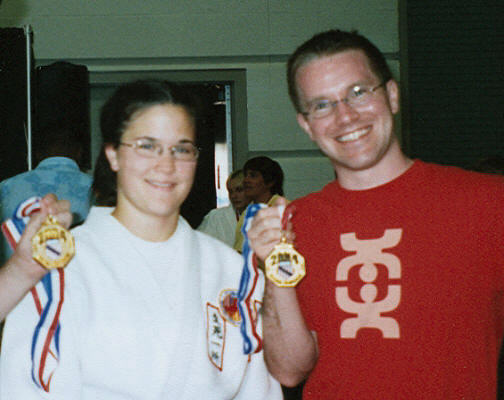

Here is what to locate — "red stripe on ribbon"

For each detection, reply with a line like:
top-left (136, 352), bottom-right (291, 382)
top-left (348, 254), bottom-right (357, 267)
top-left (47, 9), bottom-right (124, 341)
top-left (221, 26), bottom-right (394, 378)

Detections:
top-left (37, 269), bottom-right (65, 392)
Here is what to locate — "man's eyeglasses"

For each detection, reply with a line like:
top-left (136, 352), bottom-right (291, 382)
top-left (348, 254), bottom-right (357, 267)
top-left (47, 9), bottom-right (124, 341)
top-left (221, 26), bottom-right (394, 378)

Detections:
top-left (302, 82), bottom-right (386, 119)
top-left (119, 138), bottom-right (200, 161)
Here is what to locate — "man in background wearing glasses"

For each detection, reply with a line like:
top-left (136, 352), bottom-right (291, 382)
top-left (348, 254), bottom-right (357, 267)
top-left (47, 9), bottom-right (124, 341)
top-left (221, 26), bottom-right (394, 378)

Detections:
top-left (248, 29), bottom-right (504, 399)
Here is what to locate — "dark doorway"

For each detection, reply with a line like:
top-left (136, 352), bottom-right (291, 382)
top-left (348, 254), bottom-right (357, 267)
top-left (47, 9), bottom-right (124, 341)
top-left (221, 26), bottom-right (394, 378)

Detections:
top-left (180, 83), bottom-right (227, 228)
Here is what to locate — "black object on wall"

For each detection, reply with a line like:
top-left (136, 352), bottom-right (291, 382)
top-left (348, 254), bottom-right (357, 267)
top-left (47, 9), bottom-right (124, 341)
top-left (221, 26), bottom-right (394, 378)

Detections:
top-left (33, 61), bottom-right (91, 170)
top-left (0, 28), bottom-right (29, 181)
top-left (406, 1), bottom-right (503, 168)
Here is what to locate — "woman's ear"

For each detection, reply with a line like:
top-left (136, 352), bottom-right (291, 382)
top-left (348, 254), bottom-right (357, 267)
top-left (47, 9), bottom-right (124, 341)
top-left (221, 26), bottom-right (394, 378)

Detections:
top-left (105, 144), bottom-right (120, 172)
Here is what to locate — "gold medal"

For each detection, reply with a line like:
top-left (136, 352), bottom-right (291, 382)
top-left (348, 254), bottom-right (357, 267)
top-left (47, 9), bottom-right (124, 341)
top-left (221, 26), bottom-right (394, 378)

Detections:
top-left (265, 236), bottom-right (306, 287)
top-left (32, 215), bottom-right (75, 269)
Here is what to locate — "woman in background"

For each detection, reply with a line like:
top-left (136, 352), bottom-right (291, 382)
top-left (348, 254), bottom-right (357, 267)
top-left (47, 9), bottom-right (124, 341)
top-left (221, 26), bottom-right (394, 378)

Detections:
top-left (0, 80), bottom-right (282, 400)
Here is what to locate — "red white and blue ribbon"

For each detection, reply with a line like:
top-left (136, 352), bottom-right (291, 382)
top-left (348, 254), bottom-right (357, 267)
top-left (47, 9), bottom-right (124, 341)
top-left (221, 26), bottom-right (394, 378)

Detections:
top-left (30, 268), bottom-right (64, 391)
top-left (1, 197), bottom-right (42, 249)
top-left (238, 203), bottom-right (266, 355)
top-left (1, 196), bottom-right (64, 392)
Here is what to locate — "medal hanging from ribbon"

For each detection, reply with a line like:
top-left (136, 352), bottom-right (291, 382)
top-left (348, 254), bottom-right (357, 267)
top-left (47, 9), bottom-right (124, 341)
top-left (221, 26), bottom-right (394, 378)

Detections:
top-left (265, 205), bottom-right (306, 287)
top-left (237, 203), bottom-right (266, 355)
top-left (1, 196), bottom-right (70, 392)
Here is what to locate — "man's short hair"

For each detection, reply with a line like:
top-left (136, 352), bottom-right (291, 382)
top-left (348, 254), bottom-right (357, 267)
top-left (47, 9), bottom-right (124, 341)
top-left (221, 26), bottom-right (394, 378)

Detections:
top-left (287, 29), bottom-right (393, 113)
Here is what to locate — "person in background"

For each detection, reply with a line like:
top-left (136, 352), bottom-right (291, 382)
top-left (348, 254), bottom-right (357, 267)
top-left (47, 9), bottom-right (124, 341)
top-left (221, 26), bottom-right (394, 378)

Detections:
top-left (248, 29), bottom-right (504, 399)
top-left (0, 124), bottom-right (92, 265)
top-left (233, 156), bottom-right (285, 253)
top-left (198, 169), bottom-right (249, 247)
top-left (0, 80), bottom-right (282, 399)
top-left (227, 170), bottom-right (250, 216)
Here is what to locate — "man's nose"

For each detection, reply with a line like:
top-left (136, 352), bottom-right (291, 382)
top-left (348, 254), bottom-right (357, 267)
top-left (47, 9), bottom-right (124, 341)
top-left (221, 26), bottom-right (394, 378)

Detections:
top-left (333, 101), bottom-right (360, 123)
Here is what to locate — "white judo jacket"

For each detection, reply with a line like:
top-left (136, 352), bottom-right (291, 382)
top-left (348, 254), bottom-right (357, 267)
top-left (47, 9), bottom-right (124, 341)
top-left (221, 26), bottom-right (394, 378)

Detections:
top-left (0, 207), bottom-right (282, 400)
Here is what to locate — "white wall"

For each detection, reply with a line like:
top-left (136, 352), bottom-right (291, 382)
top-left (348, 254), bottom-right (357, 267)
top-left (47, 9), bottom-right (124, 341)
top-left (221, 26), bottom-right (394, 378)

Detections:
top-left (0, 0), bottom-right (400, 200)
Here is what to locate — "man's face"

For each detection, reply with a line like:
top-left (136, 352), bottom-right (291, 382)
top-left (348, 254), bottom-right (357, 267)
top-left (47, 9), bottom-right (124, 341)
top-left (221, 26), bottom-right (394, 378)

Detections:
top-left (243, 169), bottom-right (273, 203)
top-left (227, 176), bottom-right (248, 213)
top-left (295, 50), bottom-right (400, 175)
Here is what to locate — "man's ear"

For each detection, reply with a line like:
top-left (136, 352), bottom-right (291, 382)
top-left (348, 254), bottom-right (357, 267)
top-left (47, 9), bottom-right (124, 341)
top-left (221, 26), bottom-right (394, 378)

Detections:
top-left (296, 113), bottom-right (314, 140)
top-left (386, 79), bottom-right (400, 115)
top-left (105, 144), bottom-right (120, 172)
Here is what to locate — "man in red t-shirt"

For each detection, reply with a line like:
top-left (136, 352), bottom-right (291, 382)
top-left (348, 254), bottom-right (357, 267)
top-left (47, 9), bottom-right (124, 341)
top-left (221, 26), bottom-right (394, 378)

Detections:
top-left (248, 29), bottom-right (504, 399)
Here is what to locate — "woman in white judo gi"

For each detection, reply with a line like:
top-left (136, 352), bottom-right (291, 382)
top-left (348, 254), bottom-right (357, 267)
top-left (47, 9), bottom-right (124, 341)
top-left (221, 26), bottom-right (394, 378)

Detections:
top-left (0, 80), bottom-right (282, 400)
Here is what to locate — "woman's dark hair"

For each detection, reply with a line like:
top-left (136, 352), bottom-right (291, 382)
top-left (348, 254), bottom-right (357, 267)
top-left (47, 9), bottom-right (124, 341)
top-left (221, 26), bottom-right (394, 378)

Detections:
top-left (92, 79), bottom-right (197, 206)
top-left (92, 150), bottom-right (118, 206)
top-left (243, 156), bottom-right (284, 196)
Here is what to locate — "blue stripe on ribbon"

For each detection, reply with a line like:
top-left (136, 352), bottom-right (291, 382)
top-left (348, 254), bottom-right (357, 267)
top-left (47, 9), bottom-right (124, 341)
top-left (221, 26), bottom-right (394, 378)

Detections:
top-left (31, 274), bottom-right (54, 387)
top-left (237, 203), bottom-right (266, 355)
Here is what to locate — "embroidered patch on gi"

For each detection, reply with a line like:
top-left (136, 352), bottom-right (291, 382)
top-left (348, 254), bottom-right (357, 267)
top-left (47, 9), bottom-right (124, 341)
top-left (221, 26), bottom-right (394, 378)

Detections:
top-left (218, 289), bottom-right (241, 326)
top-left (206, 303), bottom-right (226, 371)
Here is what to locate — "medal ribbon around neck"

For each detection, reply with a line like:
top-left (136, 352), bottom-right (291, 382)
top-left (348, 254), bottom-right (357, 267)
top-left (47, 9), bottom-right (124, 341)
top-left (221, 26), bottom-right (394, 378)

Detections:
top-left (1, 196), bottom-right (65, 392)
top-left (238, 203), bottom-right (266, 355)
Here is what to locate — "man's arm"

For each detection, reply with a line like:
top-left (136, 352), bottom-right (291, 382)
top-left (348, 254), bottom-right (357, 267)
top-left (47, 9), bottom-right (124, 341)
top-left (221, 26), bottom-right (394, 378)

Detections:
top-left (248, 198), bottom-right (318, 386)
top-left (0, 194), bottom-right (72, 322)
top-left (262, 281), bottom-right (318, 386)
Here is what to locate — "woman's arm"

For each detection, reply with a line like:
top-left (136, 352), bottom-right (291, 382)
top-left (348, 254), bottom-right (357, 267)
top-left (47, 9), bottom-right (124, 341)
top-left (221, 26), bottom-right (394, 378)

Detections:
top-left (0, 194), bottom-right (72, 322)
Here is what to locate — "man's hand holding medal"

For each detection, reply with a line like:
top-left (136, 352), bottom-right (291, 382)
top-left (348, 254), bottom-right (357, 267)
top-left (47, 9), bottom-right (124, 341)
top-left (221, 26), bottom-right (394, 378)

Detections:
top-left (247, 197), bottom-right (305, 288)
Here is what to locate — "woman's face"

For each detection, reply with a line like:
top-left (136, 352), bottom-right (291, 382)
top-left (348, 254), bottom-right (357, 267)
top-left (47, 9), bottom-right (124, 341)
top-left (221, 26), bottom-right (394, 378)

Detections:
top-left (105, 104), bottom-right (197, 225)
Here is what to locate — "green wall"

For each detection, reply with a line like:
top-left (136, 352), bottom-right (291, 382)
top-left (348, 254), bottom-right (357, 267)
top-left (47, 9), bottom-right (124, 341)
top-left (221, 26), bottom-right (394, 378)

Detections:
top-left (0, 0), bottom-right (400, 200)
